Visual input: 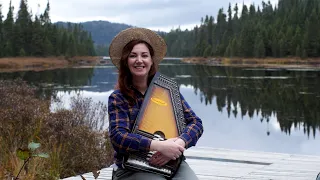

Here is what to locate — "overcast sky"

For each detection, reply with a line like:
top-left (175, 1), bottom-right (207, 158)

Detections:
top-left (1, 0), bottom-right (278, 32)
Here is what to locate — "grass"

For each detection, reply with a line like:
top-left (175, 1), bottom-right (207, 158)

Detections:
top-left (182, 56), bottom-right (320, 68)
top-left (0, 56), bottom-right (102, 72)
top-left (0, 79), bottom-right (113, 180)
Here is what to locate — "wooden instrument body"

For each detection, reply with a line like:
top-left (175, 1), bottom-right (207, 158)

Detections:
top-left (123, 72), bottom-right (186, 178)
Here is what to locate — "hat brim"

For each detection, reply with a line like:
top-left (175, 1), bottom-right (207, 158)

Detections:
top-left (109, 27), bottom-right (167, 69)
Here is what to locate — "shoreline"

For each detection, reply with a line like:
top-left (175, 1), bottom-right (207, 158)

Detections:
top-left (1, 56), bottom-right (320, 73)
top-left (0, 56), bottom-right (108, 73)
top-left (181, 57), bottom-right (320, 69)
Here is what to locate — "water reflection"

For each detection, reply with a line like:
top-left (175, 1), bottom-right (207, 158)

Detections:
top-left (179, 85), bottom-right (320, 156)
top-left (0, 60), bottom-right (319, 155)
top-left (159, 62), bottom-right (320, 139)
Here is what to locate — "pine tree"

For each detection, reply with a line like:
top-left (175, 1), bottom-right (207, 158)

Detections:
top-left (230, 38), bottom-right (238, 57)
top-left (162, 0), bottom-right (320, 59)
top-left (31, 16), bottom-right (44, 56)
top-left (0, 4), bottom-right (4, 57)
top-left (66, 35), bottom-right (77, 57)
top-left (3, 1), bottom-right (14, 56)
top-left (0, 0), bottom-right (96, 58)
top-left (254, 32), bottom-right (265, 58)
top-left (15, 0), bottom-right (32, 55)
top-left (296, 45), bottom-right (301, 57)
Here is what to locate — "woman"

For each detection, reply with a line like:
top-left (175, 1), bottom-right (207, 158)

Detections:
top-left (108, 27), bottom-right (204, 180)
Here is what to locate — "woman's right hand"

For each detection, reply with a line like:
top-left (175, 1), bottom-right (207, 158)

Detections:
top-left (150, 139), bottom-right (184, 160)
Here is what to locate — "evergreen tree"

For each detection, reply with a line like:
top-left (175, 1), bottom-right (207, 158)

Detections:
top-left (3, 1), bottom-right (14, 56)
top-left (0, 4), bottom-right (4, 57)
top-left (0, 0), bottom-right (95, 58)
top-left (254, 32), bottom-right (265, 58)
top-left (31, 16), bottom-right (44, 56)
top-left (162, 0), bottom-right (320, 59)
top-left (15, 0), bottom-right (32, 55)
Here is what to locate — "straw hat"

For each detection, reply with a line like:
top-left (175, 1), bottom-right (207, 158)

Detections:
top-left (109, 27), bottom-right (167, 69)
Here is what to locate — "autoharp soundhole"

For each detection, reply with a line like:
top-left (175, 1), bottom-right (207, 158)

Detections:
top-left (154, 131), bottom-right (165, 140)
top-left (138, 85), bottom-right (179, 139)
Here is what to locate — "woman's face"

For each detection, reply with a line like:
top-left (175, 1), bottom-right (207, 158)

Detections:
top-left (127, 43), bottom-right (153, 79)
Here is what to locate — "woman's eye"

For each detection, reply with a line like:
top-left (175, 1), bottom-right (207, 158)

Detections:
top-left (129, 54), bottom-right (136, 58)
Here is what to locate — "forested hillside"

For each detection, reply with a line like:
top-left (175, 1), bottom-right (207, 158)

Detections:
top-left (55, 21), bottom-right (132, 56)
top-left (3, 0), bottom-right (318, 59)
top-left (162, 0), bottom-right (320, 59)
top-left (56, 21), bottom-right (132, 45)
top-left (0, 1), bottom-right (96, 58)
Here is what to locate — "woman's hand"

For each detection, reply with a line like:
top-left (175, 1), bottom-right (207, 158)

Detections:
top-left (174, 138), bottom-right (186, 148)
top-left (150, 138), bottom-right (184, 160)
top-left (149, 151), bottom-right (171, 166)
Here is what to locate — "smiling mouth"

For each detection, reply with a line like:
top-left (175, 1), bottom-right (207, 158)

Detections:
top-left (134, 66), bottom-right (145, 69)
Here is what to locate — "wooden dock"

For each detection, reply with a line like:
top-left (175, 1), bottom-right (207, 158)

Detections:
top-left (62, 147), bottom-right (320, 180)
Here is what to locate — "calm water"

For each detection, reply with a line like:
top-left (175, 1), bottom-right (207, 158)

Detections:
top-left (1, 59), bottom-right (320, 156)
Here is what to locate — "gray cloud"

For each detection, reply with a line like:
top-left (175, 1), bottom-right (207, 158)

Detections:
top-left (2, 0), bottom-right (278, 31)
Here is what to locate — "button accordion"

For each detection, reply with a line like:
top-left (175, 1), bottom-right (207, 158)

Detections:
top-left (123, 72), bottom-right (186, 178)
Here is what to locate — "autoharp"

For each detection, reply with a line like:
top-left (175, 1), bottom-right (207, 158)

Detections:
top-left (123, 72), bottom-right (186, 178)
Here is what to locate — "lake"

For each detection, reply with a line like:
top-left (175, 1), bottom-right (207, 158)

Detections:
top-left (1, 59), bottom-right (320, 156)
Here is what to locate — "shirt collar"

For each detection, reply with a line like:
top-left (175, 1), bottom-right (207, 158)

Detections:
top-left (130, 85), bottom-right (145, 97)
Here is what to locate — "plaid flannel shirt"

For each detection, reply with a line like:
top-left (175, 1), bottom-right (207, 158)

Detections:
top-left (108, 87), bottom-right (204, 167)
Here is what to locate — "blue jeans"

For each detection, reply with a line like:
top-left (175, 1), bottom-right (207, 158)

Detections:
top-left (112, 160), bottom-right (198, 180)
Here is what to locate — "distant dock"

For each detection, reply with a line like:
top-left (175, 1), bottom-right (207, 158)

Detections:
top-left (62, 147), bottom-right (320, 180)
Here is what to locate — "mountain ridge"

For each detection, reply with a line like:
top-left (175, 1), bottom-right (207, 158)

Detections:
top-left (55, 20), bottom-right (167, 46)
top-left (55, 20), bottom-right (133, 45)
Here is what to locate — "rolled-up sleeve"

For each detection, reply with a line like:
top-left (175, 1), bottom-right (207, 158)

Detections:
top-left (108, 92), bottom-right (151, 154)
top-left (178, 93), bottom-right (204, 149)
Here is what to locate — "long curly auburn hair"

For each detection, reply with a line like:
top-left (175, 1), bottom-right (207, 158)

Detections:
top-left (116, 40), bottom-right (158, 104)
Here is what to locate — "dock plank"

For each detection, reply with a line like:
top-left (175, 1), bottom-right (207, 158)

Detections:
top-left (184, 148), bottom-right (290, 164)
top-left (62, 147), bottom-right (320, 180)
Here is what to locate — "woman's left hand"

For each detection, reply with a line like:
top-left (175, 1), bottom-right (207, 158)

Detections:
top-left (149, 138), bottom-right (186, 166)
top-left (149, 151), bottom-right (171, 167)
